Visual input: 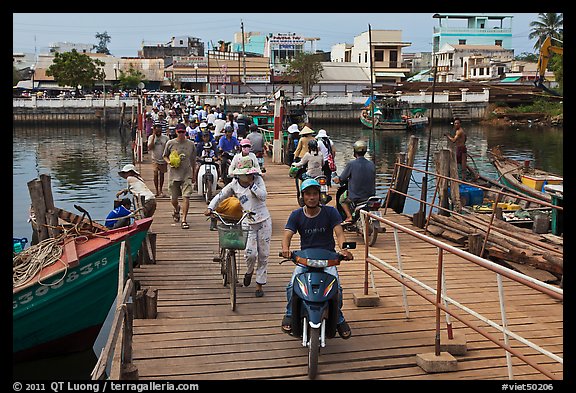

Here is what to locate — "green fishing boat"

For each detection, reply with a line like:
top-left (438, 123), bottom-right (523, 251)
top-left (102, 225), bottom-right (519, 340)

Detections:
top-left (13, 217), bottom-right (153, 361)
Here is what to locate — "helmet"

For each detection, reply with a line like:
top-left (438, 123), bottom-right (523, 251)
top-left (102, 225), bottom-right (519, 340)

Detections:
top-left (224, 124), bottom-right (234, 133)
top-left (353, 140), bottom-right (368, 155)
top-left (307, 139), bottom-right (318, 151)
top-left (240, 138), bottom-right (251, 147)
top-left (300, 178), bottom-right (321, 192)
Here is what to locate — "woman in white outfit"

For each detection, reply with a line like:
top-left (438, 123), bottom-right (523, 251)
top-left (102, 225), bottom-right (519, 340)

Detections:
top-left (204, 155), bottom-right (272, 297)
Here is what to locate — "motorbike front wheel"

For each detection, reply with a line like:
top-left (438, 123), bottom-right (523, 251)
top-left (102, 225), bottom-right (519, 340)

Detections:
top-left (308, 326), bottom-right (320, 379)
top-left (205, 178), bottom-right (213, 203)
top-left (368, 220), bottom-right (378, 247)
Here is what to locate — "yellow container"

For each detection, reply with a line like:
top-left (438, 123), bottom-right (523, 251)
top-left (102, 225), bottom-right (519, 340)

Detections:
top-left (521, 175), bottom-right (562, 191)
top-left (497, 203), bottom-right (521, 211)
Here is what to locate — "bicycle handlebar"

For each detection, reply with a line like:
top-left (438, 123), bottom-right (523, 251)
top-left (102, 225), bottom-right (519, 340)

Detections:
top-left (210, 210), bottom-right (255, 226)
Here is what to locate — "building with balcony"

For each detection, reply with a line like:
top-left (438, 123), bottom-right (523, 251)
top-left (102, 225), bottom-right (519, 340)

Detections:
top-left (432, 13), bottom-right (514, 54)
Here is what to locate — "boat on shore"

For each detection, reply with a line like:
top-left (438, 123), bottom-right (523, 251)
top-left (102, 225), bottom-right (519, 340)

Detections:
top-left (13, 217), bottom-right (153, 362)
top-left (488, 145), bottom-right (562, 204)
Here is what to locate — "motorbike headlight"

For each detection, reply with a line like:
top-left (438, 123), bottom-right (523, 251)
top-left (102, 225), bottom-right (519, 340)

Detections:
top-left (306, 259), bottom-right (329, 268)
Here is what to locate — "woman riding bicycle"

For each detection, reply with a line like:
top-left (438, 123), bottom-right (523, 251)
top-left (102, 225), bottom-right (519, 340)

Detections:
top-left (204, 155), bottom-right (271, 297)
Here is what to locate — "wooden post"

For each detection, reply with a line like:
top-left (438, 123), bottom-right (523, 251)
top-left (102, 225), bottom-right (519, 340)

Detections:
top-left (468, 232), bottom-right (484, 256)
top-left (134, 288), bottom-right (147, 319)
top-left (435, 150), bottom-right (451, 216)
top-left (39, 174), bottom-right (61, 238)
top-left (145, 288), bottom-right (158, 319)
top-left (27, 178), bottom-right (49, 242)
top-left (390, 136), bottom-right (418, 214)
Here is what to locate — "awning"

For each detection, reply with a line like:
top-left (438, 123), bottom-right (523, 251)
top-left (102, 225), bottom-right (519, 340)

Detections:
top-left (500, 76), bottom-right (521, 83)
top-left (375, 72), bottom-right (406, 78)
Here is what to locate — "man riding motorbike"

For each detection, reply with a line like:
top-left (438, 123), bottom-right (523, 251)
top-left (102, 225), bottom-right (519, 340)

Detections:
top-left (281, 178), bottom-right (353, 339)
top-left (333, 140), bottom-right (376, 224)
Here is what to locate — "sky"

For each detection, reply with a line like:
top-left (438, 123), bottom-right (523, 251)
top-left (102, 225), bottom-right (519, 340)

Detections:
top-left (13, 13), bottom-right (544, 58)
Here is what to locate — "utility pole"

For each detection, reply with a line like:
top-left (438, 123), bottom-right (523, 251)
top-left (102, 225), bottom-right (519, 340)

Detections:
top-left (241, 20), bottom-right (247, 86)
top-left (368, 24), bottom-right (376, 162)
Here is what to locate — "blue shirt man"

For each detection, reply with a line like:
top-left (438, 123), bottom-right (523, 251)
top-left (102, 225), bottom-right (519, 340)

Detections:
top-left (105, 199), bottom-right (132, 229)
top-left (218, 131), bottom-right (240, 153)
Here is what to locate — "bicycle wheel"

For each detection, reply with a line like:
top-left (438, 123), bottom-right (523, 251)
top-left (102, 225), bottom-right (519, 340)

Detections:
top-left (227, 250), bottom-right (237, 311)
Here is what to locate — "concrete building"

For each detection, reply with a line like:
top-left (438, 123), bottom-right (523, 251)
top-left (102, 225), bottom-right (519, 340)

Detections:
top-left (432, 13), bottom-right (514, 54)
top-left (331, 30), bottom-right (412, 85)
top-left (435, 43), bottom-right (514, 82)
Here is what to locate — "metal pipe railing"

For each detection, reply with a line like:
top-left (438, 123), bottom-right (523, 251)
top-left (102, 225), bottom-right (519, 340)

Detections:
top-left (360, 209), bottom-right (562, 380)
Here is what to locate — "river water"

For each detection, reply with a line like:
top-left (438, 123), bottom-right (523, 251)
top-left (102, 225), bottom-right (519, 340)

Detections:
top-left (12, 121), bottom-right (563, 379)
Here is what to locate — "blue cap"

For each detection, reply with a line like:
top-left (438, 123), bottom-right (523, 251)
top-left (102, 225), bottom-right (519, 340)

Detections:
top-left (300, 178), bottom-right (321, 192)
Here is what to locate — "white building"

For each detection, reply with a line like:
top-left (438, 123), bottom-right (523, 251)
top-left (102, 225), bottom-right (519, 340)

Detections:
top-left (435, 43), bottom-right (514, 82)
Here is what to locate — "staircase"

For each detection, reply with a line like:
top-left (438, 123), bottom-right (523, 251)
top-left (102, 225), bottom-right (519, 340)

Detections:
top-left (449, 103), bottom-right (471, 122)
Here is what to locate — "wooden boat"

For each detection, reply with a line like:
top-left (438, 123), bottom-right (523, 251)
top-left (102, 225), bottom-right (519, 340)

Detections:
top-left (13, 217), bottom-right (153, 361)
top-left (488, 145), bottom-right (562, 204)
top-left (360, 93), bottom-right (428, 131)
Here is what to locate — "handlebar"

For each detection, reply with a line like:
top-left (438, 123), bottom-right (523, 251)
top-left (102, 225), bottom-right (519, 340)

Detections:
top-left (210, 210), bottom-right (255, 226)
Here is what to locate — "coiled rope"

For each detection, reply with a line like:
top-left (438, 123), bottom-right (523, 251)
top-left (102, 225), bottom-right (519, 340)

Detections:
top-left (13, 221), bottom-right (104, 289)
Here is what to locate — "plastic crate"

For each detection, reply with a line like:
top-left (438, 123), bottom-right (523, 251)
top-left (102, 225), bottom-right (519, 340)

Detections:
top-left (218, 224), bottom-right (249, 250)
top-left (459, 185), bottom-right (484, 206)
top-left (13, 237), bottom-right (28, 254)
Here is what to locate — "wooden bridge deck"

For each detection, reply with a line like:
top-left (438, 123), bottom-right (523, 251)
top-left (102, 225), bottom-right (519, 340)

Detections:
top-left (129, 154), bottom-right (563, 381)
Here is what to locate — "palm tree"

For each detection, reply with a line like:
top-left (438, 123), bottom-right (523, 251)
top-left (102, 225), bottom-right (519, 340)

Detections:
top-left (528, 13), bottom-right (563, 51)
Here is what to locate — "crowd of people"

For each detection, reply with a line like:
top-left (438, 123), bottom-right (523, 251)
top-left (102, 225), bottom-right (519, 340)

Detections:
top-left (112, 93), bottom-right (412, 339)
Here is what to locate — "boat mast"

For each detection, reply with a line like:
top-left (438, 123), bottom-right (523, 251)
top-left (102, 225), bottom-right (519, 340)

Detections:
top-left (417, 56), bottom-right (439, 225)
top-left (368, 24), bottom-right (375, 162)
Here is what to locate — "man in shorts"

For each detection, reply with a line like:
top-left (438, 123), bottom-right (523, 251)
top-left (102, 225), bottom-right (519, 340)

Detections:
top-left (147, 123), bottom-right (169, 197)
top-left (163, 123), bottom-right (197, 229)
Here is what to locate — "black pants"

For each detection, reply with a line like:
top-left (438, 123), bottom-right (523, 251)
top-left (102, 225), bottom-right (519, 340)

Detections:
top-left (322, 161), bottom-right (332, 186)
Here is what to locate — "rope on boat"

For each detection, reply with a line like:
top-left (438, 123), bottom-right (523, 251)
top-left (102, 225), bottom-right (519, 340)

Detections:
top-left (12, 220), bottom-right (110, 289)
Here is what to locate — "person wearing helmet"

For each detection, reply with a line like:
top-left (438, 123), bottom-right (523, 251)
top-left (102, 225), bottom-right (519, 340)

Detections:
top-left (247, 123), bottom-right (266, 173)
top-left (280, 178), bottom-right (353, 339)
top-left (204, 155), bottom-right (271, 298)
top-left (229, 138), bottom-right (259, 178)
top-left (333, 140), bottom-right (376, 224)
top-left (290, 138), bottom-right (324, 180)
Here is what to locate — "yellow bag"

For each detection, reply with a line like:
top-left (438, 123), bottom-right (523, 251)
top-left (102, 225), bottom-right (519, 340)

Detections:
top-left (215, 196), bottom-right (243, 220)
top-left (169, 149), bottom-right (181, 168)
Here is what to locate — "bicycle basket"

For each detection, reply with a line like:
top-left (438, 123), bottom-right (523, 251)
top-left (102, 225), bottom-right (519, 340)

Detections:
top-left (218, 224), bottom-right (249, 250)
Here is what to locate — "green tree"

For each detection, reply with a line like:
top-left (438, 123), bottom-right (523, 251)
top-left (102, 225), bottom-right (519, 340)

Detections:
top-left (529, 13), bottom-right (563, 51)
top-left (94, 31), bottom-right (111, 55)
top-left (285, 52), bottom-right (324, 96)
top-left (45, 49), bottom-right (105, 96)
top-left (529, 13), bottom-right (563, 94)
top-left (514, 52), bottom-right (538, 62)
top-left (117, 66), bottom-right (146, 90)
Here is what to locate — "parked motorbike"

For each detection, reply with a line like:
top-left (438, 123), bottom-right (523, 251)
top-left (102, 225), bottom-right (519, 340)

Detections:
top-left (291, 166), bottom-right (332, 207)
top-left (279, 242), bottom-right (356, 379)
top-left (197, 155), bottom-right (219, 203)
top-left (335, 180), bottom-right (384, 246)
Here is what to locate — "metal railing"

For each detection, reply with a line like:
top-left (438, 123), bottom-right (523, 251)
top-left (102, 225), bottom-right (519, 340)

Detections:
top-left (358, 164), bottom-right (563, 380)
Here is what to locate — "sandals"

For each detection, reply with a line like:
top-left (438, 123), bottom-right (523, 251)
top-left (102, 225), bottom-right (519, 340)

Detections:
top-left (342, 218), bottom-right (353, 225)
top-left (181, 221), bottom-right (189, 229)
top-left (281, 315), bottom-right (292, 334)
top-left (255, 288), bottom-right (264, 297)
top-left (337, 321), bottom-right (352, 339)
top-left (172, 208), bottom-right (180, 222)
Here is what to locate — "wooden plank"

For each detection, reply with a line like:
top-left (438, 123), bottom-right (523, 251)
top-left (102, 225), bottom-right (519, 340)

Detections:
top-left (122, 154), bottom-right (563, 381)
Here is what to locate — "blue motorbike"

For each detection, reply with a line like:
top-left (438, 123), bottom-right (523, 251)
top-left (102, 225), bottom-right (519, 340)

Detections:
top-left (279, 242), bottom-right (356, 379)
